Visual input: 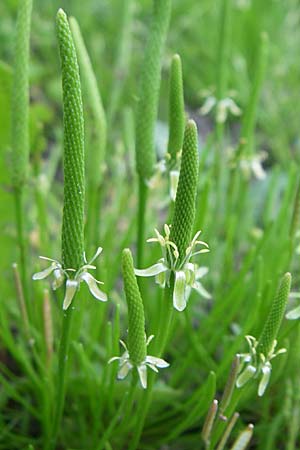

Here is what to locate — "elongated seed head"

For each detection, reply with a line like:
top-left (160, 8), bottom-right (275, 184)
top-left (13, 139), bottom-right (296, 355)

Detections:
top-left (135, 0), bottom-right (171, 181)
top-left (122, 249), bottom-right (147, 365)
top-left (170, 120), bottom-right (199, 265)
top-left (11, 0), bottom-right (32, 188)
top-left (167, 54), bottom-right (185, 166)
top-left (69, 16), bottom-right (107, 188)
top-left (258, 272), bottom-right (291, 356)
top-left (57, 9), bottom-right (85, 270)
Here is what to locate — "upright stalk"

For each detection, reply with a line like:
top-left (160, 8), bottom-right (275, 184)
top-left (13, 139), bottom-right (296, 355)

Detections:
top-left (48, 9), bottom-right (85, 449)
top-left (11, 0), bottom-right (33, 310)
top-left (135, 0), bottom-right (171, 267)
top-left (214, 0), bottom-right (231, 202)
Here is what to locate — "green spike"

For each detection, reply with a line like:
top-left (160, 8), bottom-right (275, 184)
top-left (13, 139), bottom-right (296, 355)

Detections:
top-left (57, 8), bottom-right (85, 270)
top-left (258, 273), bottom-right (291, 356)
top-left (122, 249), bottom-right (147, 365)
top-left (239, 32), bottom-right (268, 157)
top-left (69, 16), bottom-right (106, 187)
top-left (167, 54), bottom-right (185, 166)
top-left (135, 0), bottom-right (171, 180)
top-left (170, 120), bottom-right (199, 265)
top-left (11, 0), bottom-right (32, 188)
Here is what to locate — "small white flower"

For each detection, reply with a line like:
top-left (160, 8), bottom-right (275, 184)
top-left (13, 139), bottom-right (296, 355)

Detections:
top-left (108, 336), bottom-right (169, 389)
top-left (200, 92), bottom-right (242, 124)
top-left (239, 151), bottom-right (267, 180)
top-left (135, 225), bottom-right (210, 312)
top-left (32, 247), bottom-right (107, 310)
top-left (236, 335), bottom-right (286, 396)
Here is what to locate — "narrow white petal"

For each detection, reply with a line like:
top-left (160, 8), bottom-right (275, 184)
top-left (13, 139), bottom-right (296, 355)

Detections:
top-left (52, 268), bottom-right (65, 290)
top-left (108, 356), bottom-right (121, 364)
top-left (63, 280), bottom-right (78, 310)
top-left (32, 264), bottom-right (56, 280)
top-left (258, 364), bottom-right (271, 397)
top-left (286, 305), bottom-right (300, 320)
top-left (146, 355), bottom-right (169, 368)
top-left (195, 266), bottom-right (209, 279)
top-left (193, 281), bottom-right (212, 299)
top-left (200, 96), bottom-right (216, 115)
top-left (137, 364), bottom-right (147, 389)
top-left (79, 272), bottom-right (107, 302)
top-left (135, 263), bottom-right (168, 277)
top-left (173, 271), bottom-right (187, 311)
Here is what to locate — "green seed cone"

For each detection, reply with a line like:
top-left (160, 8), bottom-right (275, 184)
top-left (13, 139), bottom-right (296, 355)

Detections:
top-left (57, 9), bottom-right (85, 270)
top-left (122, 249), bottom-right (147, 366)
top-left (170, 120), bottom-right (199, 265)
top-left (69, 16), bottom-right (107, 188)
top-left (258, 272), bottom-right (291, 356)
top-left (11, 0), bottom-right (32, 188)
top-left (135, 0), bottom-right (171, 181)
top-left (167, 54), bottom-right (185, 166)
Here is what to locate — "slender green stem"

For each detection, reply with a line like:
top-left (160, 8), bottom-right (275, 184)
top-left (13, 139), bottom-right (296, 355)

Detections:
top-left (14, 187), bottom-right (29, 313)
top-left (137, 177), bottom-right (148, 269)
top-left (47, 307), bottom-right (73, 450)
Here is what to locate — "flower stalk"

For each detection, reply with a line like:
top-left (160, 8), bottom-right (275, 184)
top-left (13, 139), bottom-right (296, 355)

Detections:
top-left (109, 249), bottom-right (168, 388)
top-left (135, 0), bottom-right (171, 267)
top-left (11, 0), bottom-right (33, 312)
top-left (237, 273), bottom-right (291, 396)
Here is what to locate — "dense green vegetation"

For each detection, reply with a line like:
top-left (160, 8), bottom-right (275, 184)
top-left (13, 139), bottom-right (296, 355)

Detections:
top-left (0, 0), bottom-right (300, 449)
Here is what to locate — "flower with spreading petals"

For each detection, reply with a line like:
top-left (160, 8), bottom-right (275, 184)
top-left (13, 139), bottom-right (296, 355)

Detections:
top-left (135, 224), bottom-right (210, 311)
top-left (236, 335), bottom-right (286, 396)
top-left (239, 151), bottom-right (267, 180)
top-left (32, 247), bottom-right (107, 310)
top-left (200, 91), bottom-right (242, 124)
top-left (109, 335), bottom-right (169, 389)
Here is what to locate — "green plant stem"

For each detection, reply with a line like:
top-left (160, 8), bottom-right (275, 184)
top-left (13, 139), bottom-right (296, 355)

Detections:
top-left (14, 187), bottom-right (30, 314)
top-left (137, 177), bottom-right (148, 269)
top-left (47, 307), bottom-right (73, 450)
top-left (214, 0), bottom-right (231, 188)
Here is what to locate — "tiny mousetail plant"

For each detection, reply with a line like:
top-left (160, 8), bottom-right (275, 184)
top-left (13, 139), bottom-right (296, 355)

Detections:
top-left (11, 0), bottom-right (33, 310)
top-left (131, 120), bottom-right (209, 450)
top-left (237, 272), bottom-right (291, 396)
top-left (135, 0), bottom-right (171, 268)
top-left (33, 9), bottom-right (107, 450)
top-left (109, 248), bottom-right (168, 389)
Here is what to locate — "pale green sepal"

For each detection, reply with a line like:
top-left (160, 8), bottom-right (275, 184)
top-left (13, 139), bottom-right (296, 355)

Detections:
top-left (118, 361), bottom-right (132, 380)
top-left (52, 268), bottom-right (65, 290)
top-left (258, 363), bottom-right (271, 397)
top-left (63, 279), bottom-right (79, 310)
top-left (173, 270), bottom-right (187, 311)
top-left (137, 364), bottom-right (147, 389)
top-left (135, 263), bottom-right (168, 277)
top-left (236, 364), bottom-right (256, 388)
top-left (146, 355), bottom-right (169, 368)
top-left (286, 305), bottom-right (300, 320)
top-left (170, 170), bottom-right (179, 201)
